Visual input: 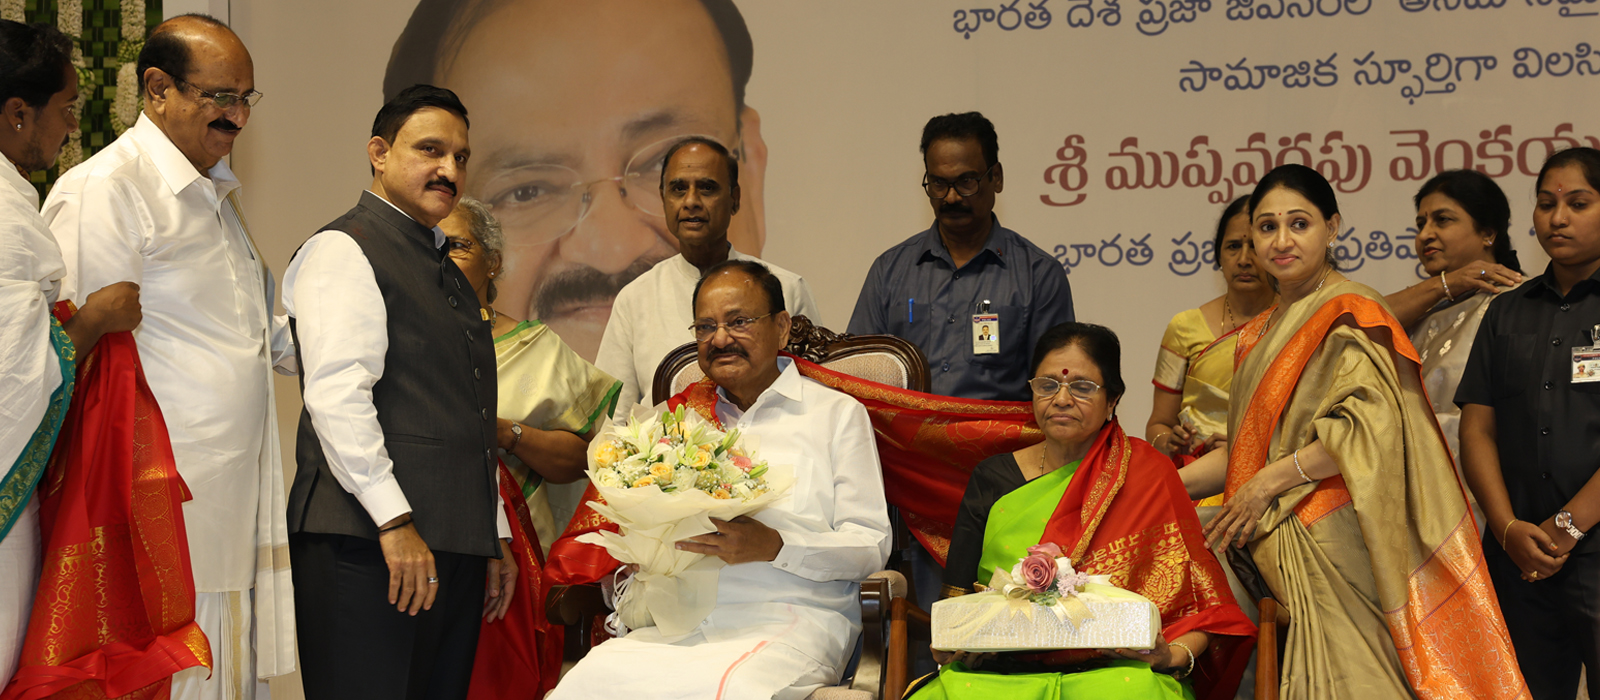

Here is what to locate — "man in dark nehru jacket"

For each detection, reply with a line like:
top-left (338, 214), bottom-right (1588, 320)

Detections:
top-left (282, 84), bottom-right (515, 700)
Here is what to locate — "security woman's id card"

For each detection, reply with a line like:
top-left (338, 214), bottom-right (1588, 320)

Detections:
top-left (1575, 325), bottom-right (1600, 384)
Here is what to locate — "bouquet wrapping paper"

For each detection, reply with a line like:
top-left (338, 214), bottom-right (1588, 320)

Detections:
top-left (576, 404), bottom-right (793, 639)
top-left (931, 576), bottom-right (1161, 652)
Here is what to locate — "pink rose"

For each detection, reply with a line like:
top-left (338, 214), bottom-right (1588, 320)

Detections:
top-left (1026, 542), bottom-right (1063, 559)
top-left (1019, 552), bottom-right (1057, 593)
top-left (732, 455), bottom-right (753, 471)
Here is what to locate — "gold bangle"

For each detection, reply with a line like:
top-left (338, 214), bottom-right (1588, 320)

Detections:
top-left (1153, 432), bottom-right (1171, 450)
top-left (1502, 519), bottom-right (1518, 548)
top-left (1168, 640), bottom-right (1197, 679)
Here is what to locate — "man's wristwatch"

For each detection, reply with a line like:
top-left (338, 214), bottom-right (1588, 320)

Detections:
top-left (509, 422), bottom-right (524, 451)
top-left (1556, 510), bottom-right (1586, 540)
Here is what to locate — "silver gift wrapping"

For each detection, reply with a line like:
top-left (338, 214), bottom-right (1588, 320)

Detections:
top-left (930, 588), bottom-right (1161, 652)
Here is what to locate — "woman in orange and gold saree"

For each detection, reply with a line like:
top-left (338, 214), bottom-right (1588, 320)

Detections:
top-left (1183, 164), bottom-right (1529, 699)
top-left (912, 323), bottom-right (1256, 700)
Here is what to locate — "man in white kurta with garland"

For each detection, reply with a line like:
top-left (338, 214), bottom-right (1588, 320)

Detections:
top-left (553, 259), bottom-right (891, 699)
top-left (42, 15), bottom-right (295, 698)
top-left (0, 20), bottom-right (142, 684)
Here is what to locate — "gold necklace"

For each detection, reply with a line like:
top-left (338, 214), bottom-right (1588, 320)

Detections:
top-left (1222, 297), bottom-right (1236, 334)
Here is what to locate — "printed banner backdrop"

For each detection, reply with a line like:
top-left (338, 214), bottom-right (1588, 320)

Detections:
top-left (231, 0), bottom-right (1584, 479)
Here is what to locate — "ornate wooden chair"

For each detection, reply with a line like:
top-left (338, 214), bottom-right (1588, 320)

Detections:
top-left (546, 315), bottom-right (930, 699)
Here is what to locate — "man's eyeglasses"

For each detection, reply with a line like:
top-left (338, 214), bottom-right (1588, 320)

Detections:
top-left (689, 313), bottom-right (772, 341)
top-left (174, 76), bottom-right (264, 110)
top-left (923, 164), bottom-right (995, 199)
top-left (1028, 376), bottom-right (1102, 402)
top-left (482, 134), bottom-right (741, 247)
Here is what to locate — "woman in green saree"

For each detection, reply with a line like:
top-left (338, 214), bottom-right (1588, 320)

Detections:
top-left (912, 322), bottom-right (1256, 700)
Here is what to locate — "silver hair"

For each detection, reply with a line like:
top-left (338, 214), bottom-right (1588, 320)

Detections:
top-left (456, 197), bottom-right (504, 260)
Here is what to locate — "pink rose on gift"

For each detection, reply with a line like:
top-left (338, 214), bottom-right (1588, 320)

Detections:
top-left (1019, 552), bottom-right (1057, 593)
top-left (1026, 543), bottom-right (1063, 559)
top-left (732, 454), bottom-right (753, 471)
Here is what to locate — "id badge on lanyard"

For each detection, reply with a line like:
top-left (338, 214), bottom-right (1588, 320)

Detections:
top-left (972, 299), bottom-right (999, 355)
top-left (1574, 324), bottom-right (1600, 384)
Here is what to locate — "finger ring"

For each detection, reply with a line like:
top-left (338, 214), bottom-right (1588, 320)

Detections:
top-left (1530, 571), bottom-right (1538, 580)
top-left (427, 577), bottom-right (439, 584)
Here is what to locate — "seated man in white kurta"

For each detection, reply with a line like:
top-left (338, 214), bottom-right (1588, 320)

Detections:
top-left (552, 259), bottom-right (891, 700)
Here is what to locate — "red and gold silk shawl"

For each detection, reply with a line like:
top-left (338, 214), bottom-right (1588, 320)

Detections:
top-left (1034, 419), bottom-right (1257, 700)
top-left (1227, 291), bottom-right (1526, 699)
top-left (2, 305), bottom-right (209, 700)
top-left (545, 353), bottom-right (1041, 586)
top-left (466, 462), bottom-right (563, 700)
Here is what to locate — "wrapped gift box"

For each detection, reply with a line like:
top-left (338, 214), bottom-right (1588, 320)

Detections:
top-left (930, 582), bottom-right (1161, 652)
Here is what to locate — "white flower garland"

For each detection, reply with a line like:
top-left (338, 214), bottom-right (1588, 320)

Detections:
top-left (0, 0), bottom-right (24, 23)
top-left (56, 0), bottom-right (86, 170)
top-left (110, 0), bottom-right (144, 135)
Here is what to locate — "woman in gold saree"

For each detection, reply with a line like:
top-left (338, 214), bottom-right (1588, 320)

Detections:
top-left (1147, 196), bottom-right (1275, 508)
top-left (1182, 164), bottom-right (1529, 699)
top-left (914, 323), bottom-right (1255, 700)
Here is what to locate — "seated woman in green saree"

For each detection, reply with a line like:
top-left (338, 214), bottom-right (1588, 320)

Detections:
top-left (911, 323), bottom-right (1256, 700)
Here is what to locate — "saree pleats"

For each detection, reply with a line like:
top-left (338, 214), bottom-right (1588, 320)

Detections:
top-left (1227, 283), bottom-right (1526, 700)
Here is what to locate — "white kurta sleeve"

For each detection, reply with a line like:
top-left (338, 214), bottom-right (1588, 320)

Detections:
top-left (44, 176), bottom-right (146, 305)
top-left (770, 401), bottom-right (891, 582)
top-left (270, 312), bottom-right (298, 375)
top-left (283, 231), bottom-right (410, 527)
top-left (789, 276), bottom-right (823, 328)
top-left (594, 290), bottom-right (643, 413)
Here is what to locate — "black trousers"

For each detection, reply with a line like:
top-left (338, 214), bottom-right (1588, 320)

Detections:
top-left (291, 533), bottom-right (488, 700)
top-left (1484, 535), bottom-right (1600, 700)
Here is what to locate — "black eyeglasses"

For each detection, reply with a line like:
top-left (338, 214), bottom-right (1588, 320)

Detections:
top-left (688, 313), bottom-right (772, 341)
top-left (922, 164), bottom-right (995, 199)
top-left (173, 76), bottom-right (264, 110)
top-left (1028, 376), bottom-right (1102, 402)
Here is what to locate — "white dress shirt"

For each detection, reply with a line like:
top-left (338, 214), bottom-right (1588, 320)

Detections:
top-left (283, 193), bottom-right (510, 540)
top-left (44, 114), bottom-right (296, 592)
top-left (594, 248), bottom-right (821, 412)
top-left (0, 156), bottom-right (64, 475)
top-left (553, 357), bottom-right (891, 698)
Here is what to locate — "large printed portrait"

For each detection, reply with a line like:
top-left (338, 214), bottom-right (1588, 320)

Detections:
top-left (386, 0), bottom-right (767, 360)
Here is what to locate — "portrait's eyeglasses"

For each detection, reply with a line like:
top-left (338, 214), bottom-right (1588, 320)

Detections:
top-left (922, 164), bottom-right (994, 199)
top-left (482, 134), bottom-right (741, 247)
top-left (689, 313), bottom-right (772, 342)
top-left (173, 76), bottom-right (263, 110)
top-left (1028, 376), bottom-right (1102, 402)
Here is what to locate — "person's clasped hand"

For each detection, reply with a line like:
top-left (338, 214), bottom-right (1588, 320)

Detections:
top-left (1504, 519), bottom-right (1568, 582)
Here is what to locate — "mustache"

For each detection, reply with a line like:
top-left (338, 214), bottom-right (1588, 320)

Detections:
top-left (209, 118), bottom-right (241, 133)
top-left (427, 178), bottom-right (457, 196)
top-left (710, 345), bottom-right (747, 359)
top-left (939, 202), bottom-right (972, 215)
top-left (529, 255), bottom-right (664, 320)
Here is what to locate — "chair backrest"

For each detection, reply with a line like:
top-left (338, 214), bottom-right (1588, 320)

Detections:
top-left (650, 315), bottom-right (930, 404)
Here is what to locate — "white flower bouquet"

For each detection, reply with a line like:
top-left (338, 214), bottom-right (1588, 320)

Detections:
top-left (577, 403), bottom-right (792, 638)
